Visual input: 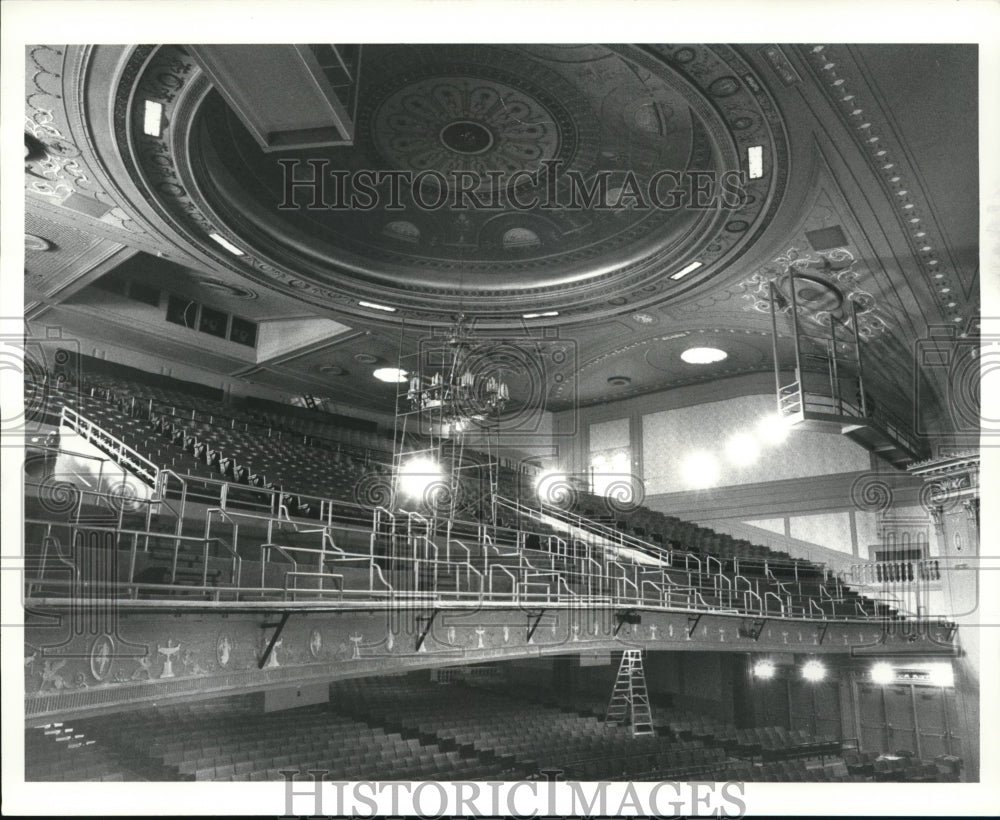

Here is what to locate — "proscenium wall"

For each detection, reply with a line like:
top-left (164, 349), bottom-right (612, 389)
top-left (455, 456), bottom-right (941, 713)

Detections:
top-left (551, 374), bottom-right (874, 485)
top-left (550, 375), bottom-right (909, 559)
top-left (641, 394), bottom-right (872, 494)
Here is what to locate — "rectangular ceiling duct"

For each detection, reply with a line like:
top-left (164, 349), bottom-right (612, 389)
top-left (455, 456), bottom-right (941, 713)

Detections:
top-left (188, 44), bottom-right (361, 151)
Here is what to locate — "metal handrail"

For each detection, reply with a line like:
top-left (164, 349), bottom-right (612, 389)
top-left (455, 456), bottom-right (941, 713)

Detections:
top-left (488, 564), bottom-right (519, 601)
top-left (61, 406), bottom-right (159, 486)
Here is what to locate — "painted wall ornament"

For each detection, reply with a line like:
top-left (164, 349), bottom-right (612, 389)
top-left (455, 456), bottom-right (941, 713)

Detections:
top-left (89, 634), bottom-right (115, 682)
top-left (216, 633), bottom-right (234, 668)
top-left (741, 247), bottom-right (892, 340)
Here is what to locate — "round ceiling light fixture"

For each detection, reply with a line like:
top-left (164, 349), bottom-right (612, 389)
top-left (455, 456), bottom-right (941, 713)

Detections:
top-left (354, 353), bottom-right (380, 365)
top-left (607, 376), bottom-right (632, 387)
top-left (680, 346), bottom-right (727, 364)
top-left (373, 367), bottom-right (408, 383)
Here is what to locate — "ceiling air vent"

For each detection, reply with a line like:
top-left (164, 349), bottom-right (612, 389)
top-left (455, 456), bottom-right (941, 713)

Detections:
top-left (805, 225), bottom-right (848, 251)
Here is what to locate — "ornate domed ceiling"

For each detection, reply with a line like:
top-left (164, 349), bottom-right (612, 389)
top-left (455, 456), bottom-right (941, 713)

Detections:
top-left (24, 42), bottom-right (979, 422)
top-left (118, 44), bottom-right (787, 323)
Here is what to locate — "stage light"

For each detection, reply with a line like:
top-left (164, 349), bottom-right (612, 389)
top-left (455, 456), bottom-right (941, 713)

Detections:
top-left (680, 346), bottom-right (727, 364)
top-left (870, 662), bottom-right (894, 685)
top-left (725, 432), bottom-right (760, 466)
top-left (801, 659), bottom-right (826, 682)
top-left (398, 457), bottom-right (443, 499)
top-left (757, 412), bottom-right (791, 444)
top-left (682, 451), bottom-right (719, 489)
top-left (535, 470), bottom-right (568, 500)
top-left (373, 367), bottom-right (408, 383)
top-left (753, 660), bottom-right (776, 680)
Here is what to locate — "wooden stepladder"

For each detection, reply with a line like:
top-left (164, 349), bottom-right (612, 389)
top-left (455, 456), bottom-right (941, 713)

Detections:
top-left (605, 649), bottom-right (654, 736)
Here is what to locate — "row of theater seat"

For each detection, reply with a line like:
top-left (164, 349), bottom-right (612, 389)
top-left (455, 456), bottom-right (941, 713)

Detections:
top-left (55, 693), bottom-right (501, 781)
top-left (25, 723), bottom-right (131, 782)
top-left (329, 675), bottom-right (735, 780)
top-left (25, 675), bottom-right (957, 783)
top-left (31, 368), bottom-right (899, 622)
top-left (660, 711), bottom-right (838, 759)
top-left (72, 363), bottom-right (395, 461)
top-left (842, 749), bottom-right (959, 782)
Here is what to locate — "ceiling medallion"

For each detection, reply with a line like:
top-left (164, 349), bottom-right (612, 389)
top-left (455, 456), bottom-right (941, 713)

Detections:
top-left (439, 120), bottom-right (495, 155)
top-left (372, 75), bottom-right (563, 193)
top-left (632, 313), bottom-right (657, 325)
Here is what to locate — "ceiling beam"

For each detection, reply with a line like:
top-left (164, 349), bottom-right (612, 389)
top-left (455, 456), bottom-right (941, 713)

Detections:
top-left (187, 44), bottom-right (359, 151)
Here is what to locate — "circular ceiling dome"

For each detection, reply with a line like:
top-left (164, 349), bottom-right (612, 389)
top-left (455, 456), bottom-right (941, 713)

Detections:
top-left (120, 44), bottom-right (786, 322)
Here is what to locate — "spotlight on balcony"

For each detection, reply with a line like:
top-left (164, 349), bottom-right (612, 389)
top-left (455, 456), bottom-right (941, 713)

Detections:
top-left (801, 659), bottom-right (826, 682)
top-left (870, 662), bottom-right (894, 685)
top-left (398, 457), bottom-right (443, 499)
top-left (753, 660), bottom-right (776, 680)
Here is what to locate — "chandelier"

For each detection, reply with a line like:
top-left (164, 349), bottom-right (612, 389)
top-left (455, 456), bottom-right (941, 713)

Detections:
top-left (406, 315), bottom-right (509, 435)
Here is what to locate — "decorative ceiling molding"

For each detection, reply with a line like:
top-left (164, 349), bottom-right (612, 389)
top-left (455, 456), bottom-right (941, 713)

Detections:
top-left (800, 44), bottom-right (977, 327)
top-left (26, 46), bottom-right (148, 238)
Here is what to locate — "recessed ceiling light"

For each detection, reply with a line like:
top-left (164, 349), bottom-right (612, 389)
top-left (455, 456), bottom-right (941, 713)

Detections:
top-left (319, 365), bottom-right (346, 375)
top-left (522, 311), bottom-right (559, 319)
top-left (747, 146), bottom-right (764, 179)
top-left (143, 100), bottom-right (163, 137)
top-left (359, 300), bottom-right (396, 312)
top-left (373, 367), bottom-right (407, 383)
top-left (208, 232), bottom-right (245, 256)
top-left (670, 261), bottom-right (702, 280)
top-left (607, 376), bottom-right (631, 387)
top-left (681, 347), bottom-right (727, 364)
top-left (354, 353), bottom-right (380, 364)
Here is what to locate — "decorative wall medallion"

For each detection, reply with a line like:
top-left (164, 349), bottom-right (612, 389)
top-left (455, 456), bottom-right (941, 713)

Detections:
top-left (308, 628), bottom-right (323, 659)
top-left (216, 632), bottom-right (234, 668)
top-left (89, 634), bottom-right (115, 682)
